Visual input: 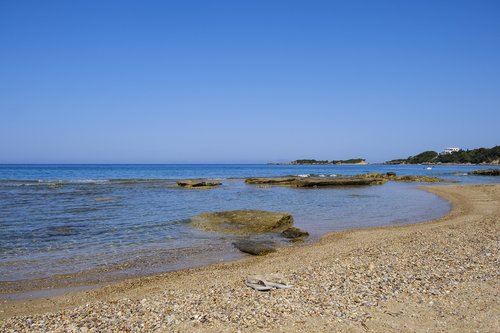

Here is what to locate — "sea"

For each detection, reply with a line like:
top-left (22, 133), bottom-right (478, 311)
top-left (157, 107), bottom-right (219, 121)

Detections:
top-left (1, 164), bottom-right (498, 297)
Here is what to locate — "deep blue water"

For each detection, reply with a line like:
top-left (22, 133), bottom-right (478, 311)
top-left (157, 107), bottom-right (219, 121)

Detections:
top-left (0, 164), bottom-right (498, 287)
top-left (0, 163), bottom-right (498, 181)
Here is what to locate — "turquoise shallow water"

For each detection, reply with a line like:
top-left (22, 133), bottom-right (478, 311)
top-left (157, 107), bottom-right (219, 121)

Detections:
top-left (0, 164), bottom-right (498, 287)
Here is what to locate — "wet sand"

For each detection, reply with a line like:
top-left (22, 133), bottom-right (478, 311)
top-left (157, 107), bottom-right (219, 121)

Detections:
top-left (1, 184), bottom-right (499, 332)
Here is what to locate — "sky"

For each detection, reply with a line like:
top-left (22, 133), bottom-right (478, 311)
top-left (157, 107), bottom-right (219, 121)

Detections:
top-left (0, 0), bottom-right (499, 163)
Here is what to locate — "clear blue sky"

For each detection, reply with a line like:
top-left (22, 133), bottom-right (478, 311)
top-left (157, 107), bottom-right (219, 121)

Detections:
top-left (1, 0), bottom-right (499, 163)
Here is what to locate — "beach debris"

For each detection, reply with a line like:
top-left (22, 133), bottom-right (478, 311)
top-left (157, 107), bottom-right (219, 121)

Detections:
top-left (469, 169), bottom-right (500, 176)
top-left (245, 274), bottom-right (293, 291)
top-left (176, 180), bottom-right (222, 189)
top-left (191, 210), bottom-right (293, 234)
top-left (281, 227), bottom-right (309, 239)
top-left (233, 240), bottom-right (277, 255)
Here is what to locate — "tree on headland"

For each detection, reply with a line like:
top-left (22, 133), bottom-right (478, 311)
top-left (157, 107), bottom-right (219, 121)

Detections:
top-left (385, 146), bottom-right (500, 164)
top-left (437, 146), bottom-right (500, 164)
top-left (292, 159), bottom-right (329, 164)
top-left (291, 159), bottom-right (366, 165)
top-left (406, 151), bottom-right (438, 164)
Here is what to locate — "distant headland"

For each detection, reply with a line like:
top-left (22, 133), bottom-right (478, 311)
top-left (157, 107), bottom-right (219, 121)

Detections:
top-left (269, 145), bottom-right (499, 166)
top-left (270, 158), bottom-right (367, 165)
top-left (384, 145), bottom-right (500, 165)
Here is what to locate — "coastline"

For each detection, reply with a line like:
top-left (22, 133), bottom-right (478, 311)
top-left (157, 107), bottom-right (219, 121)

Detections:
top-left (1, 184), bottom-right (499, 332)
top-left (382, 163), bottom-right (500, 166)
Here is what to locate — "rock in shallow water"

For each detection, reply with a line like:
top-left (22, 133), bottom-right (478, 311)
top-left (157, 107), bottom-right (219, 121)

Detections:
top-left (246, 172), bottom-right (448, 187)
top-left (245, 176), bottom-right (386, 187)
top-left (470, 169), bottom-right (500, 176)
top-left (281, 227), bottom-right (309, 239)
top-left (176, 180), bottom-right (222, 188)
top-left (191, 210), bottom-right (293, 234)
top-left (355, 172), bottom-right (446, 182)
top-left (233, 240), bottom-right (277, 255)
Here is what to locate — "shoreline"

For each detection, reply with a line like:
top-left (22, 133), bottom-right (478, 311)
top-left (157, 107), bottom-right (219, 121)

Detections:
top-left (0, 178), bottom-right (451, 297)
top-left (0, 180), bottom-right (447, 299)
top-left (1, 184), bottom-right (498, 332)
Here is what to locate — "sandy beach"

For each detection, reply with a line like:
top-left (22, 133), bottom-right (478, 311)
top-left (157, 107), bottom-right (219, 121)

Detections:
top-left (1, 184), bottom-right (499, 332)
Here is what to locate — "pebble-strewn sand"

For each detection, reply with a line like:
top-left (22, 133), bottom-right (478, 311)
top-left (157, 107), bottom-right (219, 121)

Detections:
top-left (1, 184), bottom-right (499, 332)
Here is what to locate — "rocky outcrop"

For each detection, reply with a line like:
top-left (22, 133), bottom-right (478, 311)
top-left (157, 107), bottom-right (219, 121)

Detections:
top-left (176, 180), bottom-right (222, 189)
top-left (281, 227), bottom-right (309, 239)
top-left (348, 172), bottom-right (447, 183)
top-left (232, 240), bottom-right (277, 256)
top-left (470, 169), bottom-right (500, 176)
top-left (246, 173), bottom-right (447, 187)
top-left (191, 210), bottom-right (293, 234)
top-left (245, 177), bottom-right (298, 185)
top-left (245, 176), bottom-right (387, 187)
top-left (395, 175), bottom-right (445, 182)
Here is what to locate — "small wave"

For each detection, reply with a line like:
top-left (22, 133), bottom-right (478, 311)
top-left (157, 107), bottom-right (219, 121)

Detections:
top-left (0, 178), bottom-right (177, 187)
top-left (108, 179), bottom-right (174, 185)
top-left (70, 179), bottom-right (110, 184)
top-left (0, 180), bottom-right (38, 183)
top-left (295, 174), bottom-right (338, 178)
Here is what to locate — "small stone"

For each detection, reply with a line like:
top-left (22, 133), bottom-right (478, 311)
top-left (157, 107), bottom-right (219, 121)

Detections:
top-left (232, 240), bottom-right (277, 256)
top-left (281, 227), bottom-right (309, 239)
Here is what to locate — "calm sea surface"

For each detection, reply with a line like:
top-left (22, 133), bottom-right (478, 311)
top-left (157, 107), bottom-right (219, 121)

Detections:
top-left (0, 164), bottom-right (498, 292)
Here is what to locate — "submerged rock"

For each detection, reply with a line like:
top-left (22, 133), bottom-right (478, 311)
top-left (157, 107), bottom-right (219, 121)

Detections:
top-left (470, 169), bottom-right (500, 176)
top-left (281, 227), bottom-right (309, 239)
top-left (95, 197), bottom-right (116, 201)
top-left (191, 210), bottom-right (293, 234)
top-left (233, 240), bottom-right (277, 256)
top-left (48, 226), bottom-right (76, 236)
top-left (176, 180), bottom-right (222, 189)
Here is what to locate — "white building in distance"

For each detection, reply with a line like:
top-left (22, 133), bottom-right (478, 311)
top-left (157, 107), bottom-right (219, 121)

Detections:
top-left (442, 147), bottom-right (460, 154)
